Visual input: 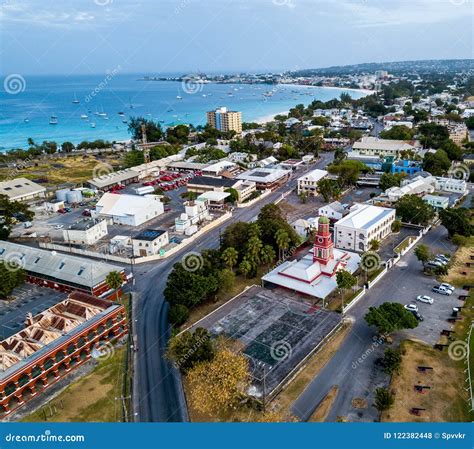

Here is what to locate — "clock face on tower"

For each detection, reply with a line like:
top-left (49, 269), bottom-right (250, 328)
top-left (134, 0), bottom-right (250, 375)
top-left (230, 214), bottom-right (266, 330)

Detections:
top-left (318, 237), bottom-right (323, 243)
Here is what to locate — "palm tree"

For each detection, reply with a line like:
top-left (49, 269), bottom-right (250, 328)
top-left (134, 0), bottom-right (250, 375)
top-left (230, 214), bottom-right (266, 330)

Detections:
top-left (275, 229), bottom-right (290, 261)
top-left (221, 247), bottom-right (238, 269)
top-left (106, 271), bottom-right (123, 301)
top-left (260, 245), bottom-right (276, 266)
top-left (239, 259), bottom-right (252, 278)
top-left (245, 236), bottom-right (263, 265)
top-left (369, 239), bottom-right (380, 251)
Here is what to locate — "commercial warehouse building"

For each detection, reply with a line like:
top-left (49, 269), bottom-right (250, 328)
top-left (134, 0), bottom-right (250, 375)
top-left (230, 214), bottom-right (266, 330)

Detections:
top-left (93, 193), bottom-right (164, 227)
top-left (0, 178), bottom-right (46, 202)
top-left (0, 241), bottom-right (126, 296)
top-left (87, 169), bottom-right (139, 191)
top-left (0, 291), bottom-right (127, 416)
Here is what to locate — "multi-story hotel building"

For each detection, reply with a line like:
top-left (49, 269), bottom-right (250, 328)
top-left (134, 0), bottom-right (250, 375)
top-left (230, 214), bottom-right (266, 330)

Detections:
top-left (206, 107), bottom-right (242, 133)
top-left (0, 292), bottom-right (127, 416)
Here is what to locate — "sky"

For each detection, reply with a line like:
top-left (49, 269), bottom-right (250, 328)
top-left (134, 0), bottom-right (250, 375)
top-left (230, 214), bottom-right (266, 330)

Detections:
top-left (0, 0), bottom-right (473, 76)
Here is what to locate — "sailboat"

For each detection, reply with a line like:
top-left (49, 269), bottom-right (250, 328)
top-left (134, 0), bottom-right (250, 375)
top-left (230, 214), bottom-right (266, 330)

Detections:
top-left (176, 95), bottom-right (183, 100)
top-left (49, 114), bottom-right (58, 125)
top-left (72, 93), bottom-right (80, 104)
top-left (80, 114), bottom-right (88, 119)
top-left (90, 122), bottom-right (96, 128)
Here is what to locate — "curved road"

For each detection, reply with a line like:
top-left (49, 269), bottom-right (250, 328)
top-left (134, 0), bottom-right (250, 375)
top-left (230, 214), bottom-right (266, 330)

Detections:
top-left (133, 153), bottom-right (335, 422)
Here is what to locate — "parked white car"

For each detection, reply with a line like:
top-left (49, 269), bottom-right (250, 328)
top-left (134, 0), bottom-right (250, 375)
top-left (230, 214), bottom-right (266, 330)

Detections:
top-left (416, 295), bottom-right (434, 304)
top-left (432, 285), bottom-right (452, 296)
top-left (404, 303), bottom-right (418, 312)
top-left (439, 283), bottom-right (455, 293)
top-left (436, 254), bottom-right (450, 263)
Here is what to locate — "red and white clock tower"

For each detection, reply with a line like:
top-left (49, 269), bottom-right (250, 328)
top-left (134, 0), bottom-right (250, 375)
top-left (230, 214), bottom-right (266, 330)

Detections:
top-left (313, 216), bottom-right (333, 265)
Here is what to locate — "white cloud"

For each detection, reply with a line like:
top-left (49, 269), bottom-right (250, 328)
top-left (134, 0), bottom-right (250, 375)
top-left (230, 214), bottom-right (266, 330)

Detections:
top-left (335, 0), bottom-right (472, 28)
top-left (0, 1), bottom-right (132, 28)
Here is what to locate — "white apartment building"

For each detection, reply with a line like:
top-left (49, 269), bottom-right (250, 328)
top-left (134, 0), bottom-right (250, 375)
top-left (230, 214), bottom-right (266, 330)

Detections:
top-left (132, 229), bottom-right (169, 257)
top-left (334, 203), bottom-right (395, 252)
top-left (63, 218), bottom-right (108, 245)
top-left (297, 169), bottom-right (328, 196)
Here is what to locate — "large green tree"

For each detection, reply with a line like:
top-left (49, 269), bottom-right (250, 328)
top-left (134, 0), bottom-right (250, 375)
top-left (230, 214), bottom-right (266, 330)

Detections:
top-left (395, 194), bottom-right (435, 226)
top-left (0, 194), bottom-right (35, 240)
top-left (440, 207), bottom-right (473, 237)
top-left (365, 302), bottom-right (418, 335)
top-left (0, 262), bottom-right (26, 299)
top-left (167, 328), bottom-right (215, 373)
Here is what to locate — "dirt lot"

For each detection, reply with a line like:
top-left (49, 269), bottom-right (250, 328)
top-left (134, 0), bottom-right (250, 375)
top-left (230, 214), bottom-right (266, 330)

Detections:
top-left (22, 346), bottom-right (126, 422)
top-left (382, 340), bottom-right (469, 422)
top-left (0, 154), bottom-right (123, 186)
top-left (441, 237), bottom-right (474, 287)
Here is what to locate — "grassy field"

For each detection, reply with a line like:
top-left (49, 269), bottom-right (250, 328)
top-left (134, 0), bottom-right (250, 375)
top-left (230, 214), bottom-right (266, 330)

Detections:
top-left (381, 340), bottom-right (469, 422)
top-left (0, 154), bottom-right (123, 186)
top-left (22, 346), bottom-right (126, 423)
top-left (308, 386), bottom-right (339, 422)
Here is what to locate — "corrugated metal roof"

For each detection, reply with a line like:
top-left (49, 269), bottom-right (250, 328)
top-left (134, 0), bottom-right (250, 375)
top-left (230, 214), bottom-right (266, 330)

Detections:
top-left (0, 241), bottom-right (122, 288)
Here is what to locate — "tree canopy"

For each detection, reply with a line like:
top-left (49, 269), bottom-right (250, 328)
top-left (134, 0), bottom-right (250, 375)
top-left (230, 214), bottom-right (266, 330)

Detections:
top-left (365, 302), bottom-right (418, 335)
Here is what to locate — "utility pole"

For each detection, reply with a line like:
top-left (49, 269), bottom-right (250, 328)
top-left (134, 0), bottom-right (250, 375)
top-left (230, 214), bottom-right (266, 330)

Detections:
top-left (141, 122), bottom-right (150, 177)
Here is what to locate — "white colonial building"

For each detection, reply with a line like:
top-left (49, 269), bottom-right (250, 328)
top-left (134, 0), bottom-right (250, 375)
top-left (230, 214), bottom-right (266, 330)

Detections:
top-left (297, 169), bottom-right (328, 196)
top-left (318, 201), bottom-right (349, 221)
top-left (334, 203), bottom-right (395, 252)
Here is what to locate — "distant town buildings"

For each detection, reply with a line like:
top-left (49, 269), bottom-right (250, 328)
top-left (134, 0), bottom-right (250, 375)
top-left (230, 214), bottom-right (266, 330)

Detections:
top-left (207, 107), bottom-right (242, 133)
top-left (334, 203), bottom-right (395, 252)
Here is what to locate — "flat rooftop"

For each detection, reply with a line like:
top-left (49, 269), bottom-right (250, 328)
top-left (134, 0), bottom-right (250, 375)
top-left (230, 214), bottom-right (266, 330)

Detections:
top-left (67, 218), bottom-right (105, 231)
top-left (187, 176), bottom-right (236, 188)
top-left (133, 229), bottom-right (167, 241)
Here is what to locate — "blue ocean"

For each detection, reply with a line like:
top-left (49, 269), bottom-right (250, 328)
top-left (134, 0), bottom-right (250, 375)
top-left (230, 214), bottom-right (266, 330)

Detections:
top-left (0, 73), bottom-right (368, 150)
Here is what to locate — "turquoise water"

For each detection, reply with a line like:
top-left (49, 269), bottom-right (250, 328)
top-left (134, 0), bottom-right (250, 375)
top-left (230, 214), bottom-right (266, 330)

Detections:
top-left (0, 74), bottom-right (367, 150)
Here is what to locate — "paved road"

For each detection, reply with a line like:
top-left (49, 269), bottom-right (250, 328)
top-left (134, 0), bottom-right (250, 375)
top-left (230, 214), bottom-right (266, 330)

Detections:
top-left (133, 153), bottom-right (335, 422)
top-left (291, 224), bottom-right (456, 422)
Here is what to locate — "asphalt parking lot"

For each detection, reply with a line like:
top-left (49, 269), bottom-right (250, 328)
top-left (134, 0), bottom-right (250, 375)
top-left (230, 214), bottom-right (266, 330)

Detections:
top-left (0, 285), bottom-right (65, 339)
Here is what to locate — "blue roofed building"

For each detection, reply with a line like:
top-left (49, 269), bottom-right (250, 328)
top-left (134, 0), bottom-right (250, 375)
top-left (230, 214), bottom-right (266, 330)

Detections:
top-left (391, 159), bottom-right (422, 176)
